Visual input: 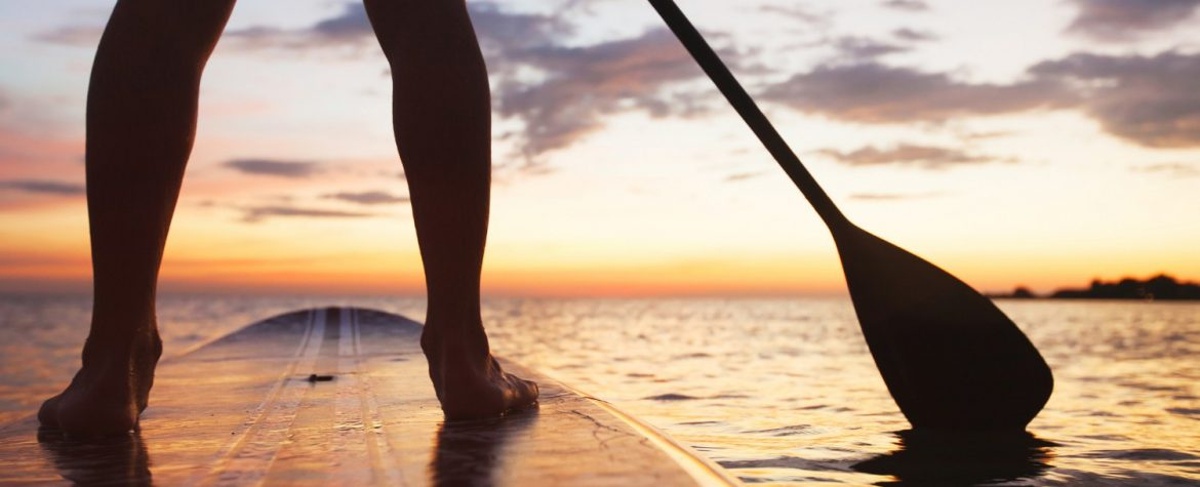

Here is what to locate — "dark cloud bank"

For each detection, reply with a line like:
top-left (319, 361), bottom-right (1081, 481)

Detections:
top-left (761, 63), bottom-right (1074, 124)
top-left (256, 2), bottom-right (1199, 155)
top-left (35, 1), bottom-right (1200, 164)
top-left (763, 50), bottom-right (1200, 149)
top-left (1030, 51), bottom-right (1200, 148)
top-left (1066, 0), bottom-right (1200, 41)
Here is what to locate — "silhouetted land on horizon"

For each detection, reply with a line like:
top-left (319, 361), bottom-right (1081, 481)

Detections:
top-left (992, 274), bottom-right (1200, 301)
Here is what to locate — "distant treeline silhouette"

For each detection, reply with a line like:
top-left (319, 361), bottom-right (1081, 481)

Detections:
top-left (997, 274), bottom-right (1200, 301)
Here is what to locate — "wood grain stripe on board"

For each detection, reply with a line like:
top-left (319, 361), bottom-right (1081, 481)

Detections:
top-left (262, 308), bottom-right (344, 484)
top-left (202, 308), bottom-right (327, 486)
top-left (350, 307), bottom-right (406, 485)
top-left (331, 307), bottom-right (404, 485)
top-left (331, 307), bottom-right (369, 483)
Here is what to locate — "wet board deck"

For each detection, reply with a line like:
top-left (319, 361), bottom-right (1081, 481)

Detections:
top-left (0, 307), bottom-right (738, 486)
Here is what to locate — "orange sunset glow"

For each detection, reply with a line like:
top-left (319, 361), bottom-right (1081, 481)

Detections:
top-left (2, 0), bottom-right (1197, 297)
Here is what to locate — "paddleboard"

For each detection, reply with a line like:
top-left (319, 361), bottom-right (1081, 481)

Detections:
top-left (0, 307), bottom-right (737, 486)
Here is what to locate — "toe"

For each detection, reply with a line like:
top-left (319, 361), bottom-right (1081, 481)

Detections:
top-left (506, 373), bottom-right (539, 409)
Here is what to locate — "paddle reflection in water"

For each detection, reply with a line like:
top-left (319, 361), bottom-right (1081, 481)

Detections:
top-left (37, 428), bottom-right (152, 485)
top-left (428, 412), bottom-right (538, 485)
top-left (851, 429), bottom-right (1055, 485)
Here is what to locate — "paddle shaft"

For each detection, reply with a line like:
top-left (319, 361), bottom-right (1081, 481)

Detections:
top-left (647, 0), bottom-right (846, 227)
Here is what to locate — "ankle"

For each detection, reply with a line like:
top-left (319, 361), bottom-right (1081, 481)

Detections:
top-left (79, 322), bottom-right (162, 365)
top-left (87, 307), bottom-right (158, 335)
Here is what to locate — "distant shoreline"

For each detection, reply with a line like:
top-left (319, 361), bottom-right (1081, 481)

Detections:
top-left (989, 274), bottom-right (1200, 301)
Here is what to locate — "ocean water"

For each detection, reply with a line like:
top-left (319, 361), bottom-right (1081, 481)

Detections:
top-left (1, 294), bottom-right (1197, 485)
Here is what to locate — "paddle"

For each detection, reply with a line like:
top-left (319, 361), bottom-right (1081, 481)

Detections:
top-left (647, 0), bottom-right (1053, 431)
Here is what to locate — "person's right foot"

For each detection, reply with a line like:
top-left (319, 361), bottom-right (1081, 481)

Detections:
top-left (38, 324), bottom-right (162, 437)
top-left (421, 320), bottom-right (539, 420)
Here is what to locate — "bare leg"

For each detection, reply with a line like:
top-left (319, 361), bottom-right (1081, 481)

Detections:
top-left (38, 0), bottom-right (235, 436)
top-left (363, 0), bottom-right (537, 419)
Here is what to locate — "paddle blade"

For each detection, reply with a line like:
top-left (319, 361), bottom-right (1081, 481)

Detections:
top-left (834, 224), bottom-right (1053, 431)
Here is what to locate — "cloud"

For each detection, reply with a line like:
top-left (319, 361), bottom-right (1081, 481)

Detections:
top-left (241, 205), bottom-right (374, 223)
top-left (758, 5), bottom-right (828, 25)
top-left (323, 190), bottom-right (409, 205)
top-left (1029, 51), bottom-right (1200, 148)
top-left (223, 3), bottom-right (374, 51)
top-left (962, 130), bottom-right (1013, 140)
top-left (493, 28), bottom-right (714, 157)
top-left (225, 1), bottom-right (1200, 153)
top-left (761, 62), bottom-right (1074, 124)
top-left (849, 192), bottom-right (942, 200)
top-left (1066, 0), bottom-right (1200, 41)
top-left (224, 159), bottom-right (319, 178)
top-left (760, 48), bottom-right (1198, 149)
top-left (30, 25), bottom-right (105, 47)
top-left (0, 179), bottom-right (85, 196)
top-left (470, 3), bottom-right (573, 57)
top-left (724, 172), bottom-right (764, 182)
top-left (1134, 162), bottom-right (1198, 177)
top-left (834, 37), bottom-right (910, 60)
top-left (818, 143), bottom-right (996, 169)
top-left (892, 28), bottom-right (938, 42)
top-left (471, 3), bottom-right (741, 158)
top-left (222, 2), bottom-right (571, 56)
top-left (312, 3), bottom-right (372, 39)
top-left (219, 3), bottom-right (722, 160)
top-left (881, 0), bottom-right (930, 12)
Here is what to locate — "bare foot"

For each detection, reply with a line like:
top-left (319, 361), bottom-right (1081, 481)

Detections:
top-left (421, 319), bottom-right (538, 420)
top-left (39, 323), bottom-right (162, 437)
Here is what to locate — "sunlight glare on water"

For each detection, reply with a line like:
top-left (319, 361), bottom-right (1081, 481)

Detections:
top-left (486, 298), bottom-right (1200, 485)
top-left (1, 294), bottom-right (1197, 485)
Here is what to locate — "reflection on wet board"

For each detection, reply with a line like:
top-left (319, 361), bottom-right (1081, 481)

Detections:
top-left (0, 307), bottom-right (737, 486)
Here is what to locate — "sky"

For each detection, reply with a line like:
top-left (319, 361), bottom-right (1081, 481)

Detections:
top-left (0, 0), bottom-right (1198, 297)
